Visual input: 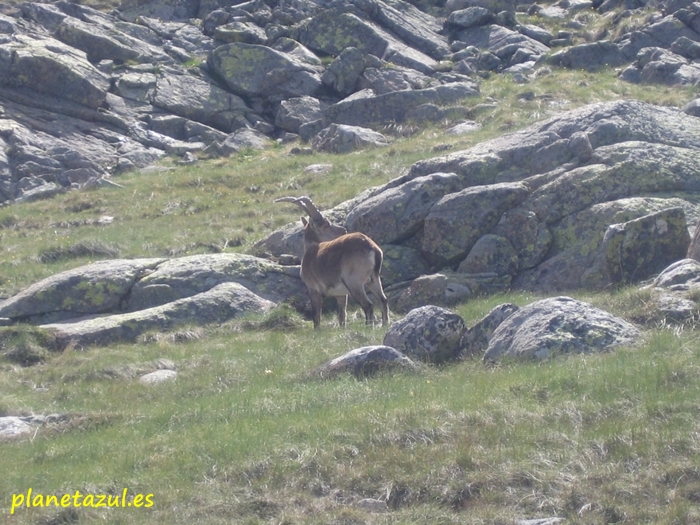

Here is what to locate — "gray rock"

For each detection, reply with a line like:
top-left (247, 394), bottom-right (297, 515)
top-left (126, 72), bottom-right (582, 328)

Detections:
top-left (321, 47), bottom-right (366, 97)
top-left (208, 43), bottom-right (322, 101)
top-left (44, 282), bottom-right (275, 347)
top-left (549, 40), bottom-right (627, 71)
top-left (0, 258), bottom-right (165, 324)
top-left (683, 98), bottom-right (700, 117)
top-left (445, 7), bottom-right (495, 30)
top-left (0, 416), bottom-right (33, 438)
top-left (422, 181), bottom-right (530, 265)
top-left (445, 0), bottom-right (516, 14)
top-left (381, 245), bottom-right (430, 286)
top-left (383, 305), bottom-right (466, 363)
top-left (359, 66), bottom-right (433, 95)
top-left (581, 207), bottom-right (690, 289)
top-left (324, 82), bottom-right (479, 129)
top-left (483, 297), bottom-right (641, 362)
top-left (213, 21), bottom-right (268, 45)
top-left (459, 302), bottom-right (519, 357)
top-left (311, 124), bottom-right (389, 154)
top-left (139, 369), bottom-right (178, 384)
top-left (391, 271), bottom-right (510, 312)
top-left (457, 234), bottom-right (519, 276)
top-left (275, 96), bottom-right (324, 134)
top-left (314, 345), bottom-right (418, 379)
top-left (645, 258), bottom-right (700, 291)
top-left (345, 172), bottom-right (463, 245)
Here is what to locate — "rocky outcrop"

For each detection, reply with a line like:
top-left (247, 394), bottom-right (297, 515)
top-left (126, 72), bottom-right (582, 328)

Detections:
top-left (0, 253), bottom-right (307, 346)
top-left (263, 100), bottom-right (700, 299)
top-left (1, 0), bottom-right (695, 205)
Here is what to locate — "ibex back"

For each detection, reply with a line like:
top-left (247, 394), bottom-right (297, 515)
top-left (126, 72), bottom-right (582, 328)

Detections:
top-left (275, 196), bottom-right (389, 328)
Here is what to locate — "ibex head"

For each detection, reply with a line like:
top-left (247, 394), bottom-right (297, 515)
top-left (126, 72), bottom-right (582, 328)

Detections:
top-left (275, 195), bottom-right (389, 328)
top-left (274, 196), bottom-right (347, 244)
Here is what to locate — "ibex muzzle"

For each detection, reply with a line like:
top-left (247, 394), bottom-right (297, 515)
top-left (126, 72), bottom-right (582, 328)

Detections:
top-left (275, 196), bottom-right (389, 328)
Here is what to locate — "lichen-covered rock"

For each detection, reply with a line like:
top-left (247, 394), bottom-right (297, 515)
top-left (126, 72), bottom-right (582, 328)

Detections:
top-left (208, 43), bottom-right (322, 100)
top-left (581, 207), bottom-right (690, 288)
top-left (321, 47), bottom-right (366, 97)
top-left (457, 234), bottom-right (519, 276)
top-left (483, 297), bottom-right (641, 362)
top-left (422, 182), bottom-right (530, 265)
top-left (313, 345), bottom-right (418, 379)
top-left (383, 305), bottom-right (466, 363)
top-left (126, 253), bottom-right (307, 312)
top-left (2, 38), bottom-right (110, 109)
top-left (381, 245), bottom-right (430, 286)
top-left (44, 282), bottom-right (275, 347)
top-left (345, 172), bottom-right (462, 245)
top-left (548, 40), bottom-right (627, 71)
top-left (0, 259), bottom-right (165, 324)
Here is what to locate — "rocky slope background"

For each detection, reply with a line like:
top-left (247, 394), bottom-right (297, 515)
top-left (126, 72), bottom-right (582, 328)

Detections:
top-left (0, 0), bottom-right (700, 356)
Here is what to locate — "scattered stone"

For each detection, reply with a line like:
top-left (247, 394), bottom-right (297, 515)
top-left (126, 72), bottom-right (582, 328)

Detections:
top-left (314, 346), bottom-right (418, 379)
top-left (139, 369), bottom-right (178, 384)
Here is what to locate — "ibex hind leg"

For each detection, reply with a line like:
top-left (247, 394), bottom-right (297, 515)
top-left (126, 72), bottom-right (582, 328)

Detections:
top-left (345, 283), bottom-right (375, 326)
top-left (366, 274), bottom-right (389, 326)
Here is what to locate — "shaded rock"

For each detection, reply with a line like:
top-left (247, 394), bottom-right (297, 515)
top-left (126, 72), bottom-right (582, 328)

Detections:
top-left (459, 302), bottom-right (519, 357)
top-left (457, 234), bottom-right (519, 276)
top-left (44, 282), bottom-right (275, 347)
top-left (392, 271), bottom-right (511, 312)
top-left (581, 207), bottom-right (690, 289)
top-left (152, 70), bottom-right (251, 133)
top-left (549, 40), bottom-right (627, 71)
top-left (314, 345), bottom-right (418, 379)
top-left (515, 198), bottom-right (695, 293)
top-left (275, 96), bottom-right (324, 134)
top-left (381, 245), bottom-right (430, 286)
top-left (321, 47), bottom-right (366, 97)
top-left (383, 305), bottom-right (466, 363)
top-left (445, 7), bottom-right (495, 30)
top-left (454, 24), bottom-right (550, 65)
top-left (422, 181), bottom-right (530, 265)
top-left (493, 208), bottom-right (551, 270)
top-left (311, 124), bottom-right (389, 153)
top-left (483, 296), bottom-right (641, 362)
top-left (345, 172), bottom-right (463, 245)
top-left (324, 82), bottom-right (479, 128)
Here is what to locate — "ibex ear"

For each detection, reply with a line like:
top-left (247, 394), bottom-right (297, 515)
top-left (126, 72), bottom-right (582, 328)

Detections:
top-left (301, 216), bottom-right (308, 226)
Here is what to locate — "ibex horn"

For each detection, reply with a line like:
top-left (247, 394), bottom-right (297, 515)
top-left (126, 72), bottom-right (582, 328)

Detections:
top-left (274, 195), bottom-right (325, 222)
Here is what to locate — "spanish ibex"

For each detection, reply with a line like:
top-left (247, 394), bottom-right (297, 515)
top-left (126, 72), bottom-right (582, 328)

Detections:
top-left (275, 196), bottom-right (389, 328)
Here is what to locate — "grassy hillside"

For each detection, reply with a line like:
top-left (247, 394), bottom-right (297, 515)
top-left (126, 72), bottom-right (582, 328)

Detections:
top-left (1, 34), bottom-right (700, 525)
